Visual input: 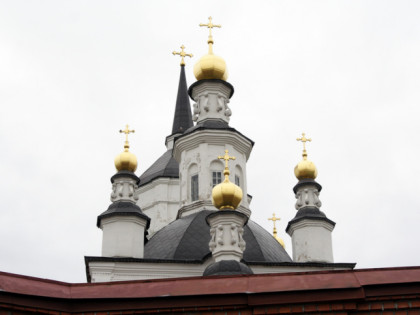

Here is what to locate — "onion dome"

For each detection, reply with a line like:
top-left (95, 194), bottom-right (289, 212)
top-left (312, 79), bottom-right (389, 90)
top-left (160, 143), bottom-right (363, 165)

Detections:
top-left (274, 231), bottom-right (286, 248)
top-left (114, 125), bottom-right (138, 172)
top-left (212, 150), bottom-right (243, 210)
top-left (268, 213), bottom-right (285, 248)
top-left (294, 133), bottom-right (318, 180)
top-left (194, 17), bottom-right (228, 81)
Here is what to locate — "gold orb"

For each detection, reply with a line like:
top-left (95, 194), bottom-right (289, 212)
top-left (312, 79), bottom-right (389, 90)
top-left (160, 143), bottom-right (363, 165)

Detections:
top-left (194, 53), bottom-right (228, 81)
top-left (114, 151), bottom-right (138, 172)
top-left (294, 159), bottom-right (318, 180)
top-left (212, 180), bottom-right (242, 210)
top-left (275, 235), bottom-right (286, 248)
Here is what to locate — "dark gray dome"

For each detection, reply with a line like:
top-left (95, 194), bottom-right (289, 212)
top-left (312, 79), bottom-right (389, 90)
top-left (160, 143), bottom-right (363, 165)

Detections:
top-left (144, 210), bottom-right (292, 263)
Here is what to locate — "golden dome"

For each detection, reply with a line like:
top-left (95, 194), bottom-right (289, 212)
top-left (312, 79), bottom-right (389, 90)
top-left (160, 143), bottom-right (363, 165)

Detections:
top-left (115, 149), bottom-right (137, 172)
top-left (274, 234), bottom-right (286, 249)
top-left (295, 132), bottom-right (317, 180)
top-left (294, 156), bottom-right (318, 180)
top-left (114, 124), bottom-right (138, 172)
top-left (212, 150), bottom-right (242, 210)
top-left (194, 16), bottom-right (228, 81)
top-left (268, 213), bottom-right (285, 248)
top-left (194, 52), bottom-right (228, 81)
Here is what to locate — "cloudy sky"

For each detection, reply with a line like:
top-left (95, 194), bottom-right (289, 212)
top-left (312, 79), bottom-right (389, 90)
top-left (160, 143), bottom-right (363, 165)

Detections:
top-left (0, 0), bottom-right (419, 283)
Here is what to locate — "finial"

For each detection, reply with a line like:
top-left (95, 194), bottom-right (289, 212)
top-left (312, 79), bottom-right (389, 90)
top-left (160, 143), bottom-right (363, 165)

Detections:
top-left (268, 213), bottom-right (281, 231)
top-left (212, 149), bottom-right (242, 210)
top-left (199, 16), bottom-right (221, 54)
top-left (268, 213), bottom-right (285, 248)
top-left (172, 45), bottom-right (193, 66)
top-left (218, 149), bottom-right (236, 179)
top-left (119, 124), bottom-right (135, 151)
top-left (294, 132), bottom-right (318, 180)
top-left (296, 132), bottom-right (312, 159)
top-left (115, 124), bottom-right (137, 172)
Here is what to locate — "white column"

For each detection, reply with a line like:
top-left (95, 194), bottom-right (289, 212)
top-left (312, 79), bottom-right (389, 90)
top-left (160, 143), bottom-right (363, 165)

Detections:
top-left (286, 180), bottom-right (335, 263)
top-left (99, 172), bottom-right (149, 258)
top-left (206, 211), bottom-right (247, 262)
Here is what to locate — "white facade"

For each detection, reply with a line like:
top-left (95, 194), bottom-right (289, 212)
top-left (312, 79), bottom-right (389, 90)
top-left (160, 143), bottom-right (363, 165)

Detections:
top-left (88, 259), bottom-right (350, 282)
top-left (173, 129), bottom-right (253, 218)
top-left (100, 215), bottom-right (148, 258)
top-left (136, 177), bottom-right (180, 237)
top-left (287, 219), bottom-right (334, 263)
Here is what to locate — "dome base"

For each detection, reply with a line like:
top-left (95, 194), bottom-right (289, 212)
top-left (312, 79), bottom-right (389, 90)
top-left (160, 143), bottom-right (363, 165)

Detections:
top-left (203, 260), bottom-right (253, 276)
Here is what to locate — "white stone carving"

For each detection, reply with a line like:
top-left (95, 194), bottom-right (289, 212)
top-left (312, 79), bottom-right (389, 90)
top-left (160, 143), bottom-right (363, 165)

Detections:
top-left (192, 99), bottom-right (200, 122)
top-left (207, 212), bottom-right (247, 262)
top-left (295, 185), bottom-right (322, 210)
top-left (111, 176), bottom-right (139, 203)
top-left (189, 81), bottom-right (232, 124)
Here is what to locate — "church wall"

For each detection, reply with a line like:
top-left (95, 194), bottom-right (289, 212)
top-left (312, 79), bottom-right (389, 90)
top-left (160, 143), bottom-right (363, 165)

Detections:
top-left (136, 177), bottom-right (180, 237)
top-left (175, 130), bottom-right (252, 216)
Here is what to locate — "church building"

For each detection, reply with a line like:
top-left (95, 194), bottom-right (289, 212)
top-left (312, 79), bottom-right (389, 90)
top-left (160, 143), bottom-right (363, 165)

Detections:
top-left (0, 17), bottom-right (419, 315)
top-left (85, 17), bottom-right (354, 282)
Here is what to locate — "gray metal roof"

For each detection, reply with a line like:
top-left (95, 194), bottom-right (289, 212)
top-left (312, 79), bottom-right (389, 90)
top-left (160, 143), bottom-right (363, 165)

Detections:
top-left (144, 210), bottom-right (292, 263)
top-left (139, 150), bottom-right (179, 187)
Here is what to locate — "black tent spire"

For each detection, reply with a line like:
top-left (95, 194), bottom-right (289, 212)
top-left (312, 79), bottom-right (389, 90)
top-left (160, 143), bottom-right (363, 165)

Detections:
top-left (171, 65), bottom-right (193, 135)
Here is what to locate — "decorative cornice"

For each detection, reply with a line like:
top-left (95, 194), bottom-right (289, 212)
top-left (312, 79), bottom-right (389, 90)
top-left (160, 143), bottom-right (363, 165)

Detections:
top-left (173, 129), bottom-right (253, 162)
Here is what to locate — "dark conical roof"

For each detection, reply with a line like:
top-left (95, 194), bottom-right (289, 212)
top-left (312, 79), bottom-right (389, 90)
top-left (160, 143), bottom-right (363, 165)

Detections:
top-left (139, 66), bottom-right (193, 186)
top-left (171, 65), bottom-right (193, 135)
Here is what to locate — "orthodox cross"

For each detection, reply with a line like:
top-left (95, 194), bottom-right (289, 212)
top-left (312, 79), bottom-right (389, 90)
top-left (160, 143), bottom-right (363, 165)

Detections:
top-left (199, 16), bottom-right (221, 37)
top-left (172, 45), bottom-right (193, 66)
top-left (268, 213), bottom-right (281, 230)
top-left (119, 124), bottom-right (135, 149)
top-left (218, 149), bottom-right (236, 169)
top-left (296, 132), bottom-right (312, 152)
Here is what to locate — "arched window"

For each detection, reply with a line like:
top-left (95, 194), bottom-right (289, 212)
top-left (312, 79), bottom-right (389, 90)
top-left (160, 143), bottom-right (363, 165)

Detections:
top-left (235, 165), bottom-right (243, 188)
top-left (210, 160), bottom-right (224, 187)
top-left (188, 164), bottom-right (199, 201)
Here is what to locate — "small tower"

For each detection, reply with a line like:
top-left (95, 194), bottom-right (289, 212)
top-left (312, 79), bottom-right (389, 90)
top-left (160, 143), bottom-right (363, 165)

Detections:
top-left (286, 133), bottom-right (335, 263)
top-left (173, 17), bottom-right (254, 219)
top-left (97, 125), bottom-right (150, 258)
top-left (203, 150), bottom-right (253, 276)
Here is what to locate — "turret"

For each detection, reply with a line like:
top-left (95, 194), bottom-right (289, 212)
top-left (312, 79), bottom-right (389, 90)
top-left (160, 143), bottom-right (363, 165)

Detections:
top-left (98, 125), bottom-right (150, 258)
top-left (286, 133), bottom-right (335, 263)
top-left (173, 17), bottom-right (254, 218)
top-left (204, 150), bottom-right (253, 276)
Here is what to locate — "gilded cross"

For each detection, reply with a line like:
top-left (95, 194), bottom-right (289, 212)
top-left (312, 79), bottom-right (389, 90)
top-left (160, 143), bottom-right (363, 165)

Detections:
top-left (199, 16), bottom-right (221, 37)
top-left (218, 149), bottom-right (235, 169)
top-left (296, 132), bottom-right (312, 151)
top-left (268, 213), bottom-right (281, 230)
top-left (119, 124), bottom-right (135, 142)
top-left (172, 45), bottom-right (193, 66)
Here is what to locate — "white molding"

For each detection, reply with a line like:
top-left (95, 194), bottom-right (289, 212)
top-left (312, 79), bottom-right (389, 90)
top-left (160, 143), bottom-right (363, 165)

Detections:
top-left (173, 129), bottom-right (253, 162)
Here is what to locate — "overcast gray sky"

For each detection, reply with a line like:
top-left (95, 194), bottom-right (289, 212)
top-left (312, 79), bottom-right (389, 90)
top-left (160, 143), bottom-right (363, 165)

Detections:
top-left (0, 0), bottom-right (419, 283)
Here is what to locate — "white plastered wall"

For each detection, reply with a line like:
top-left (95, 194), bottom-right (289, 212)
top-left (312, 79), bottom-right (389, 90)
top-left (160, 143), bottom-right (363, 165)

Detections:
top-left (173, 130), bottom-right (252, 217)
top-left (136, 177), bottom-right (180, 237)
